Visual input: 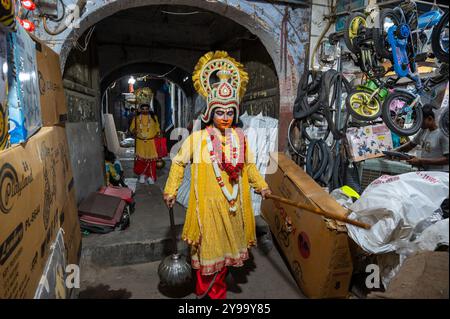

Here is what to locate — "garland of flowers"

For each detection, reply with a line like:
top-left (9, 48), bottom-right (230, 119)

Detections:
top-left (206, 126), bottom-right (245, 183)
top-left (206, 127), bottom-right (245, 213)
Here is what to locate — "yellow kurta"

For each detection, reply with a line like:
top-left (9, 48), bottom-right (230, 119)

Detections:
top-left (164, 129), bottom-right (268, 275)
top-left (129, 115), bottom-right (160, 160)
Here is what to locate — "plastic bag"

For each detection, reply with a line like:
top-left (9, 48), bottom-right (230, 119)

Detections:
top-left (346, 171), bottom-right (449, 254)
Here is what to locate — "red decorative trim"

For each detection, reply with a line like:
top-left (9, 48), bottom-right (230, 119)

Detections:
top-left (135, 156), bottom-right (159, 162)
top-left (192, 250), bottom-right (250, 275)
top-left (208, 101), bottom-right (238, 108)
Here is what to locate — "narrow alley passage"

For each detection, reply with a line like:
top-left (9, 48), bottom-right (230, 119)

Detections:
top-left (1, 0), bottom-right (448, 305)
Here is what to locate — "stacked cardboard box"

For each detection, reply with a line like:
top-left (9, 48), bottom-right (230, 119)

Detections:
top-left (31, 34), bottom-right (68, 126)
top-left (0, 35), bottom-right (80, 298)
top-left (0, 127), bottom-right (80, 298)
top-left (261, 153), bottom-right (353, 299)
top-left (6, 24), bottom-right (41, 144)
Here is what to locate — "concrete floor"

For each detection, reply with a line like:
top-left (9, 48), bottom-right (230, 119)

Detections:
top-left (78, 155), bottom-right (306, 299)
top-left (79, 245), bottom-right (305, 299)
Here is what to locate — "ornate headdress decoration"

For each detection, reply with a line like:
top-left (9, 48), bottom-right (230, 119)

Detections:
top-left (135, 87), bottom-right (154, 110)
top-left (192, 51), bottom-right (248, 124)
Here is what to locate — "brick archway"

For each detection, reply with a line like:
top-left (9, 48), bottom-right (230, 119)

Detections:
top-left (37, 0), bottom-right (310, 150)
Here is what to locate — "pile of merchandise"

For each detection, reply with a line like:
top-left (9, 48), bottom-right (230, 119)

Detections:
top-left (289, 1), bottom-right (449, 193)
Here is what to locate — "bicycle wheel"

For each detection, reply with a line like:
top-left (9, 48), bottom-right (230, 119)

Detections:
top-left (378, 9), bottom-right (401, 59)
top-left (344, 12), bottom-right (367, 54)
top-left (439, 107), bottom-right (449, 137)
top-left (346, 87), bottom-right (382, 121)
top-left (306, 139), bottom-right (329, 181)
top-left (288, 118), bottom-right (307, 158)
top-left (431, 11), bottom-right (449, 63)
top-left (382, 91), bottom-right (423, 136)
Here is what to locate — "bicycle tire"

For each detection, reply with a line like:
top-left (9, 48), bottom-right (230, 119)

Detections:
top-left (288, 118), bottom-right (307, 158)
top-left (301, 115), bottom-right (331, 142)
top-left (324, 72), bottom-right (351, 139)
top-left (306, 139), bottom-right (329, 181)
top-left (346, 87), bottom-right (383, 121)
top-left (382, 91), bottom-right (423, 136)
top-left (378, 9), bottom-right (401, 59)
top-left (344, 12), bottom-right (367, 54)
top-left (439, 107), bottom-right (449, 137)
top-left (431, 11), bottom-right (449, 63)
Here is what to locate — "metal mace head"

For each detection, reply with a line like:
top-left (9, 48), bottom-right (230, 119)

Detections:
top-left (158, 253), bottom-right (192, 288)
top-left (157, 207), bottom-right (193, 288)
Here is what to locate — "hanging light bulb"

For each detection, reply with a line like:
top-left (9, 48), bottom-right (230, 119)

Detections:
top-left (17, 18), bottom-right (36, 32)
top-left (21, 0), bottom-right (36, 11)
top-left (128, 76), bottom-right (136, 85)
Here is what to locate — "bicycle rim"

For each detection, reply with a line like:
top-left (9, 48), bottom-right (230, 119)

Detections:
top-left (383, 92), bottom-right (423, 136)
top-left (349, 90), bottom-right (381, 119)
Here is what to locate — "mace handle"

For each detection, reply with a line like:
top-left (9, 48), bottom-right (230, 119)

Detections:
top-left (168, 207), bottom-right (178, 254)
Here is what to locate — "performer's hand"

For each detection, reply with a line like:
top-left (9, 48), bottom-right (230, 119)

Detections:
top-left (260, 188), bottom-right (272, 200)
top-left (164, 193), bottom-right (176, 208)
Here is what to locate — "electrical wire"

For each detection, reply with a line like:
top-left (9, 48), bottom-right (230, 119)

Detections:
top-left (43, 0), bottom-right (87, 36)
top-left (160, 10), bottom-right (203, 15)
top-left (73, 25), bottom-right (95, 52)
top-left (45, 0), bottom-right (66, 23)
top-left (310, 0), bottom-right (336, 69)
top-left (152, 67), bottom-right (177, 78)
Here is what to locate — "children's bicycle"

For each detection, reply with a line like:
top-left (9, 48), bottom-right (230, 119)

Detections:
top-left (346, 77), bottom-right (399, 122)
top-left (379, 2), bottom-right (448, 66)
top-left (381, 69), bottom-right (448, 136)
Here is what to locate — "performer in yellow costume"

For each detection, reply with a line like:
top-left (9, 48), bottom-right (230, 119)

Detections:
top-left (129, 90), bottom-right (161, 184)
top-left (163, 51), bottom-right (271, 299)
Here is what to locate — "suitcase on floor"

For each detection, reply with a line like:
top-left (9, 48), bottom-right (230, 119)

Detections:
top-left (98, 186), bottom-right (136, 213)
top-left (78, 192), bottom-right (130, 234)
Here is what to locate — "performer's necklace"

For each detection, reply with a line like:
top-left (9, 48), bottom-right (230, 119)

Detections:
top-left (206, 129), bottom-right (239, 213)
top-left (139, 115), bottom-right (151, 137)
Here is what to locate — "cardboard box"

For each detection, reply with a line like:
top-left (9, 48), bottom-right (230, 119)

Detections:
top-left (7, 24), bottom-right (41, 144)
top-left (0, 127), bottom-right (74, 298)
top-left (61, 187), bottom-right (81, 267)
top-left (261, 153), bottom-right (353, 299)
top-left (346, 124), bottom-right (394, 162)
top-left (34, 228), bottom-right (67, 299)
top-left (31, 35), bottom-right (68, 126)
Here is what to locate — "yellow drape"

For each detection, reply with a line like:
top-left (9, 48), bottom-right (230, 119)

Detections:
top-left (164, 129), bottom-right (268, 275)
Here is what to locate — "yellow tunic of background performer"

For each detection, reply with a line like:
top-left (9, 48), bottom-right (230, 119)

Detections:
top-left (164, 128), bottom-right (268, 275)
top-left (129, 115), bottom-right (160, 160)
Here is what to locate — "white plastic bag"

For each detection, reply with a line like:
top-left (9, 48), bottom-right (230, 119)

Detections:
top-left (346, 171), bottom-right (449, 254)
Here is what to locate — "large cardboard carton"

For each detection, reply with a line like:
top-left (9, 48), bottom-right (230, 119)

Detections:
top-left (33, 228), bottom-right (67, 299)
top-left (61, 187), bottom-right (81, 267)
top-left (31, 35), bottom-right (68, 126)
top-left (7, 24), bottom-right (41, 144)
top-left (0, 127), bottom-right (75, 298)
top-left (261, 153), bottom-right (353, 299)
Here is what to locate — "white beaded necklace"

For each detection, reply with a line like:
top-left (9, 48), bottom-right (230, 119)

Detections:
top-left (139, 114), bottom-right (151, 137)
top-left (206, 130), bottom-right (239, 213)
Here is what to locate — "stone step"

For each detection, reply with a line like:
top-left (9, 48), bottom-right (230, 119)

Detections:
top-left (80, 223), bottom-right (271, 269)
